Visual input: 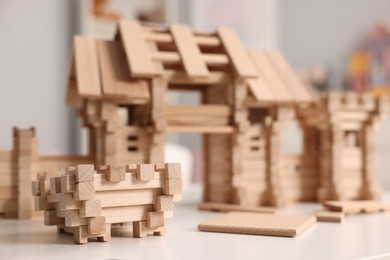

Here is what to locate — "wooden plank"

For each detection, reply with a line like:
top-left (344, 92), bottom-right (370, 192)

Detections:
top-left (198, 212), bottom-right (316, 237)
top-left (97, 40), bottom-right (150, 101)
top-left (165, 105), bottom-right (231, 116)
top-left (246, 78), bottom-right (275, 103)
top-left (248, 51), bottom-right (293, 103)
top-left (95, 189), bottom-right (161, 207)
top-left (170, 24), bottom-right (209, 78)
top-left (265, 51), bottom-right (313, 103)
top-left (323, 200), bottom-right (390, 214)
top-left (119, 20), bottom-right (156, 77)
top-left (217, 28), bottom-right (258, 78)
top-left (74, 36), bottom-right (102, 98)
top-left (167, 126), bottom-right (234, 134)
top-left (198, 202), bottom-right (277, 214)
top-left (316, 210), bottom-right (344, 222)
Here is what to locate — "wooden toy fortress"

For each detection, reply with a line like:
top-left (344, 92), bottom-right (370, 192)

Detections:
top-left (0, 20), bottom-right (388, 219)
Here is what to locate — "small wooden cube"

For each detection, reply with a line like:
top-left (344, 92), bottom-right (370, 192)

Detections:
top-left (164, 163), bottom-right (181, 179)
top-left (163, 179), bottom-right (182, 195)
top-left (137, 164), bottom-right (155, 181)
top-left (87, 216), bottom-right (106, 235)
top-left (146, 211), bottom-right (164, 228)
top-left (75, 164), bottom-right (95, 183)
top-left (155, 195), bottom-right (174, 211)
top-left (107, 165), bottom-right (126, 182)
top-left (80, 199), bottom-right (101, 217)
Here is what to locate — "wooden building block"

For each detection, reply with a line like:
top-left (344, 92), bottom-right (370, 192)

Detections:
top-left (163, 179), bottom-right (182, 195)
top-left (316, 210), bottom-right (344, 222)
top-left (74, 182), bottom-right (95, 201)
top-left (198, 212), bottom-right (316, 237)
top-left (170, 24), bottom-right (209, 78)
top-left (146, 211), bottom-right (164, 228)
top-left (61, 175), bottom-right (75, 193)
top-left (197, 202), bottom-right (278, 214)
top-left (137, 164), bottom-right (155, 181)
top-left (80, 199), bottom-right (101, 217)
top-left (87, 216), bottom-right (107, 235)
top-left (164, 163), bottom-right (181, 179)
top-left (50, 177), bottom-right (62, 194)
top-left (75, 164), bottom-right (95, 183)
top-left (155, 195), bottom-right (174, 212)
top-left (107, 165), bottom-right (126, 182)
top-left (323, 200), bottom-right (390, 214)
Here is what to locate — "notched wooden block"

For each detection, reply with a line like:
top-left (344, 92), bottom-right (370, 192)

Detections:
top-left (80, 199), bottom-right (101, 217)
top-left (164, 163), bottom-right (181, 179)
top-left (61, 175), bottom-right (75, 193)
top-left (155, 195), bottom-right (174, 212)
top-left (107, 165), bottom-right (126, 182)
top-left (50, 177), bottom-right (62, 194)
top-left (87, 216), bottom-right (107, 235)
top-left (75, 164), bottom-right (95, 183)
top-left (74, 182), bottom-right (95, 201)
top-left (137, 164), bottom-right (155, 181)
top-left (146, 211), bottom-right (164, 228)
top-left (163, 179), bottom-right (182, 195)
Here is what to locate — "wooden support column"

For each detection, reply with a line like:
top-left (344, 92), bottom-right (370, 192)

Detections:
top-left (329, 126), bottom-right (345, 200)
top-left (360, 124), bottom-right (381, 200)
top-left (13, 128), bottom-right (38, 219)
top-left (231, 78), bottom-right (253, 205)
top-left (149, 77), bottom-right (167, 164)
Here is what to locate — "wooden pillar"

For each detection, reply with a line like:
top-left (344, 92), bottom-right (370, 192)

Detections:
top-left (13, 128), bottom-right (38, 219)
top-left (149, 77), bottom-right (167, 164)
top-left (360, 124), bottom-right (381, 199)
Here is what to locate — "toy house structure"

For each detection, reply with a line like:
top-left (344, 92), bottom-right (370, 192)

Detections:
top-left (66, 20), bottom-right (389, 208)
top-left (0, 20), bottom-right (388, 219)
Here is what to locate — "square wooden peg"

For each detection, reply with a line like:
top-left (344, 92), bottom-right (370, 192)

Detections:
top-left (155, 195), bottom-right (174, 211)
top-left (163, 179), bottom-right (182, 195)
top-left (107, 165), bottom-right (126, 182)
top-left (137, 164), bottom-right (155, 181)
top-left (146, 211), bottom-right (164, 228)
top-left (75, 164), bottom-right (95, 183)
top-left (164, 163), bottom-right (181, 179)
top-left (74, 182), bottom-right (95, 201)
top-left (87, 216), bottom-right (106, 235)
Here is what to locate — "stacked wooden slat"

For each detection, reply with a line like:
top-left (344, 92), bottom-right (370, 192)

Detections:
top-left (0, 151), bottom-right (16, 217)
top-left (32, 163), bottom-right (182, 244)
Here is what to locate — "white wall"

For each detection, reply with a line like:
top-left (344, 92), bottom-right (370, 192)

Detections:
top-left (0, 0), bottom-right (80, 154)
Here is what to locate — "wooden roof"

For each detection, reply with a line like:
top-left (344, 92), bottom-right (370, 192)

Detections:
top-left (67, 19), bottom-right (316, 106)
top-left (66, 36), bottom-right (150, 105)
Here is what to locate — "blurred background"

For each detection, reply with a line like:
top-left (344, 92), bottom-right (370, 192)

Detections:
top-left (1, 0), bottom-right (390, 188)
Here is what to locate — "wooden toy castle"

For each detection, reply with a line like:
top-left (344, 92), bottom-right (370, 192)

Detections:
top-left (0, 20), bottom-right (388, 219)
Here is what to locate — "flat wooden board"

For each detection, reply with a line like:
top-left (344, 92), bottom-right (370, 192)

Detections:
top-left (264, 51), bottom-right (314, 103)
top-left (198, 212), bottom-right (316, 237)
top-left (198, 202), bottom-right (278, 214)
top-left (97, 40), bottom-right (150, 101)
top-left (74, 36), bottom-right (102, 98)
top-left (246, 78), bottom-right (275, 103)
top-left (248, 51), bottom-right (293, 103)
top-left (316, 210), bottom-right (344, 222)
top-left (170, 24), bottom-right (209, 78)
top-left (119, 20), bottom-right (156, 77)
top-left (217, 28), bottom-right (258, 78)
top-left (323, 200), bottom-right (390, 214)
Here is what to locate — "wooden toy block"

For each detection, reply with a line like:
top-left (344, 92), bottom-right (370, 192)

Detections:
top-left (32, 163), bottom-right (182, 244)
top-left (197, 202), bottom-right (278, 214)
top-left (198, 212), bottom-right (316, 237)
top-left (105, 165), bottom-right (126, 182)
top-left (323, 200), bottom-right (390, 214)
top-left (80, 199), bottom-right (101, 217)
top-left (146, 211), bottom-right (164, 228)
top-left (163, 179), bottom-right (182, 195)
top-left (136, 164), bottom-right (155, 181)
top-left (75, 164), bottom-right (95, 183)
top-left (164, 163), bottom-right (181, 179)
top-left (316, 210), bottom-right (344, 222)
top-left (87, 216), bottom-right (107, 235)
top-left (155, 195), bottom-right (174, 212)
top-left (74, 182), bottom-right (95, 201)
top-left (61, 175), bottom-right (75, 193)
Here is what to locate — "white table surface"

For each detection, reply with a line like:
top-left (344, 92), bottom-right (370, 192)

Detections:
top-left (1, 184), bottom-right (390, 260)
